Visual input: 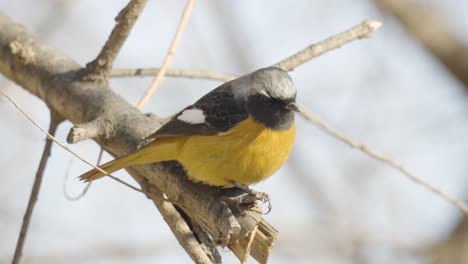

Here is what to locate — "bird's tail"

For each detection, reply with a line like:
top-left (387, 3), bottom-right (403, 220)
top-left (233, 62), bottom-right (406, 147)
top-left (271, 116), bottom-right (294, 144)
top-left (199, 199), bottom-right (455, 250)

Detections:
top-left (79, 138), bottom-right (181, 182)
top-left (79, 153), bottom-right (139, 182)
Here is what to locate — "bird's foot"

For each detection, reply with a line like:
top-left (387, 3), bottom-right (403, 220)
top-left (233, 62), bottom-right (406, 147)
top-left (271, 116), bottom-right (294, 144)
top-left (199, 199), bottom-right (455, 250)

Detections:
top-left (222, 181), bottom-right (272, 214)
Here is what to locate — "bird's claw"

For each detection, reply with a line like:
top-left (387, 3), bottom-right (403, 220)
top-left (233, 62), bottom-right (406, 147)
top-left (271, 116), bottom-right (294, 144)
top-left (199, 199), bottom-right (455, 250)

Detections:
top-left (222, 181), bottom-right (272, 214)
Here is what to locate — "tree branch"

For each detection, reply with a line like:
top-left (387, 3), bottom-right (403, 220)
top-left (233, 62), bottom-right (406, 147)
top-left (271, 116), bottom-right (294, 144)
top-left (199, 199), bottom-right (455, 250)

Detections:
top-left (140, 179), bottom-right (215, 264)
top-left (136, 0), bottom-right (194, 108)
top-left (0, 12), bottom-right (268, 263)
top-left (294, 104), bottom-right (468, 215)
top-left (110, 68), bottom-right (236, 82)
top-left (12, 112), bottom-right (60, 264)
top-left (274, 19), bottom-right (382, 71)
top-left (110, 19), bottom-right (383, 84)
top-left (82, 0), bottom-right (148, 83)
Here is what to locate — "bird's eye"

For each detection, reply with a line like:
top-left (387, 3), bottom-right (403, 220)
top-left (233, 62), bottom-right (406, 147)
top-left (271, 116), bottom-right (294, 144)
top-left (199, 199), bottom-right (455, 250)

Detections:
top-left (262, 96), bottom-right (272, 104)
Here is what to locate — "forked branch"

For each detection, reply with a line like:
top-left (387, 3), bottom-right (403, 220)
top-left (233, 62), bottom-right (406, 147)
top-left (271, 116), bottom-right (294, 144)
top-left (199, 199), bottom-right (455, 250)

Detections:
top-left (82, 0), bottom-right (148, 83)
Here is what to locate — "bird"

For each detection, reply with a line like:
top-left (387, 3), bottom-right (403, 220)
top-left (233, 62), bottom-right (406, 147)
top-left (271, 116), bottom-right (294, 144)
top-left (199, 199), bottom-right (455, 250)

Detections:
top-left (79, 67), bottom-right (299, 190)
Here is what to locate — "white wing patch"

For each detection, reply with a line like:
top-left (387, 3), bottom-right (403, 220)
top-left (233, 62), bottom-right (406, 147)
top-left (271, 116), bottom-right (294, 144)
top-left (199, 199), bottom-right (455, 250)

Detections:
top-left (177, 108), bottom-right (206, 124)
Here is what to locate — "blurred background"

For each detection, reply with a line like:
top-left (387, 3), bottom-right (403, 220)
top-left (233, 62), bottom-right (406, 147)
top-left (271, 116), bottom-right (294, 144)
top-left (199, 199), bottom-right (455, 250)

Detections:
top-left (1, 0), bottom-right (468, 263)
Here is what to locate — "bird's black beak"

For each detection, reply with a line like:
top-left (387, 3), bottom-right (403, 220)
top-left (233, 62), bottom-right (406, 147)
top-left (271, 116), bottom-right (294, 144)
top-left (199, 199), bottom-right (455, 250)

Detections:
top-left (284, 101), bottom-right (300, 112)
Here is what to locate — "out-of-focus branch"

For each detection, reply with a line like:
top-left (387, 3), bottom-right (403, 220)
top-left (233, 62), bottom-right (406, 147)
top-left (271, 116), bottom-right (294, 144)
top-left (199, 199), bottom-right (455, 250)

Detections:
top-left (432, 217), bottom-right (468, 264)
top-left (274, 19), bottom-right (382, 71)
top-left (294, 104), bottom-right (468, 215)
top-left (82, 0), bottom-right (147, 83)
top-left (136, 0), bottom-right (194, 108)
top-left (12, 113), bottom-right (60, 264)
top-left (375, 0), bottom-right (468, 88)
top-left (112, 19), bottom-right (383, 84)
top-left (110, 68), bottom-right (236, 82)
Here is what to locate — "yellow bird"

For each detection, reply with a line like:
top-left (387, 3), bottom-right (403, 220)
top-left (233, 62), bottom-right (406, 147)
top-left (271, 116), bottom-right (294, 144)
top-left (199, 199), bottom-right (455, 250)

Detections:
top-left (79, 67), bottom-right (299, 189)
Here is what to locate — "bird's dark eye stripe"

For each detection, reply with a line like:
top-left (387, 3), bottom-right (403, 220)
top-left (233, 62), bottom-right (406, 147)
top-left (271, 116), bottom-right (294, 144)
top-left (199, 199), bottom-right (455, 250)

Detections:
top-left (262, 95), bottom-right (272, 103)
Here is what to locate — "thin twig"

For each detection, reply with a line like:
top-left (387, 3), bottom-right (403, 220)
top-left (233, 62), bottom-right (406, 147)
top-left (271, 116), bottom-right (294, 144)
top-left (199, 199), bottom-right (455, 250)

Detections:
top-left (63, 160), bottom-right (93, 201)
top-left (274, 19), bottom-right (382, 71)
top-left (64, 160), bottom-right (88, 201)
top-left (294, 104), bottom-right (468, 215)
top-left (83, 0), bottom-right (148, 82)
top-left (136, 0), bottom-right (195, 108)
top-left (63, 145), bottom-right (105, 201)
top-left (0, 89), bottom-right (144, 194)
top-left (12, 112), bottom-right (59, 264)
top-left (110, 68), bottom-right (236, 82)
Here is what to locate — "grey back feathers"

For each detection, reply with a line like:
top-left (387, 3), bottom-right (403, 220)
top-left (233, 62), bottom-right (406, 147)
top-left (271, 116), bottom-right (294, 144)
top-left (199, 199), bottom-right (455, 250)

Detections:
top-left (147, 81), bottom-right (247, 139)
top-left (232, 67), bottom-right (296, 100)
top-left (147, 67), bottom-right (296, 139)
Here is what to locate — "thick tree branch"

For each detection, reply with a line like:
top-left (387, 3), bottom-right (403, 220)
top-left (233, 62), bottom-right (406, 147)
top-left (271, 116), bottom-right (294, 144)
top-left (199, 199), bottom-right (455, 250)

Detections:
top-left (0, 13), bottom-right (268, 262)
top-left (375, 0), bottom-right (468, 89)
top-left (82, 0), bottom-right (147, 83)
top-left (140, 179), bottom-right (215, 264)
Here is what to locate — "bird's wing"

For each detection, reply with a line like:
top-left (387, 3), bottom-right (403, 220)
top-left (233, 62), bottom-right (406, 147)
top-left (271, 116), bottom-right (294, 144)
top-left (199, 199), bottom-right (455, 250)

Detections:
top-left (147, 82), bottom-right (248, 139)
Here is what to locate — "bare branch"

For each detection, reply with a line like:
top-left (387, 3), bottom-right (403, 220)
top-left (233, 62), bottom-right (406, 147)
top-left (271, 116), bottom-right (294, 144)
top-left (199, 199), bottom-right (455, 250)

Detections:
top-left (136, 0), bottom-right (195, 108)
top-left (82, 0), bottom-right (148, 82)
top-left (294, 104), bottom-right (468, 215)
top-left (141, 179), bottom-right (215, 264)
top-left (12, 112), bottom-right (59, 264)
top-left (274, 19), bottom-right (382, 71)
top-left (0, 13), bottom-right (268, 261)
top-left (0, 89), bottom-right (144, 194)
top-left (111, 19), bottom-right (383, 86)
top-left (63, 160), bottom-right (93, 201)
top-left (66, 116), bottom-right (113, 143)
top-left (375, 0), bottom-right (468, 89)
top-left (191, 221), bottom-right (222, 263)
top-left (110, 67), bottom-right (236, 82)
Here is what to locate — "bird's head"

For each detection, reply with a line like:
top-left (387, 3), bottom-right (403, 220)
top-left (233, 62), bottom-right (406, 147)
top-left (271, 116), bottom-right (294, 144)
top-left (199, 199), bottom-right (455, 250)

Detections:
top-left (232, 67), bottom-right (298, 130)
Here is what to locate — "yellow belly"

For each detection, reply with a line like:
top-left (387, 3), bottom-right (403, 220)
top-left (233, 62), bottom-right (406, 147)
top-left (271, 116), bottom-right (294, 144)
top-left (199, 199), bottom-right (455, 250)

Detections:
top-left (177, 117), bottom-right (296, 186)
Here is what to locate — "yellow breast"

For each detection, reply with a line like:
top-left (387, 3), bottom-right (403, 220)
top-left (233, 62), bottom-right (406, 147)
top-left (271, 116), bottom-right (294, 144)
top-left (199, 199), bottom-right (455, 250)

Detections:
top-left (177, 116), bottom-right (296, 187)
